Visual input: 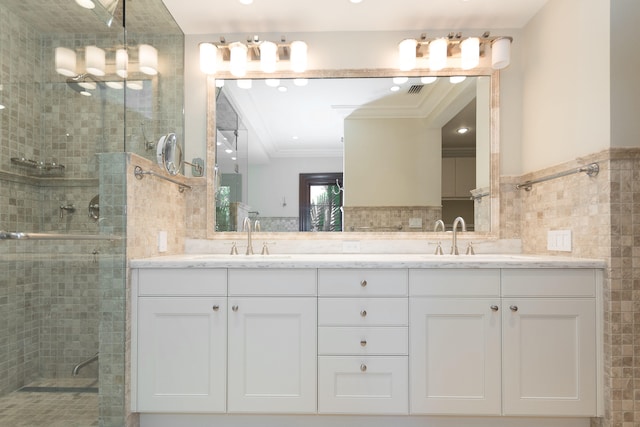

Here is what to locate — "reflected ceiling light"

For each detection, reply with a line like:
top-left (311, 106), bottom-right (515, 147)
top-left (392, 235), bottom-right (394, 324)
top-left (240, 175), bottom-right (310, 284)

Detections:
top-left (78, 81), bottom-right (97, 90)
top-left (85, 45), bottom-right (105, 76)
top-left (461, 37), bottom-right (479, 70)
top-left (215, 79), bottom-right (225, 88)
top-left (350, 0), bottom-right (363, 3)
top-left (139, 44), bottom-right (158, 75)
top-left (265, 78), bottom-right (280, 87)
top-left (450, 75), bottom-right (466, 84)
top-left (492, 37), bottom-right (511, 70)
top-left (398, 38), bottom-right (417, 71)
top-left (398, 32), bottom-right (512, 72)
top-left (421, 76), bottom-right (437, 84)
top-left (55, 47), bottom-right (77, 77)
top-left (80, 90), bottom-right (92, 96)
top-left (237, 79), bottom-right (252, 89)
top-left (127, 80), bottom-right (144, 90)
top-left (199, 43), bottom-right (217, 74)
top-left (392, 76), bottom-right (408, 85)
top-left (225, 148), bottom-right (233, 154)
top-left (278, 86), bottom-right (288, 92)
top-left (429, 38), bottom-right (448, 71)
top-left (290, 41), bottom-right (308, 73)
top-left (229, 42), bottom-right (248, 77)
top-left (115, 48), bottom-right (128, 78)
top-left (75, 0), bottom-right (96, 9)
top-left (105, 81), bottom-right (123, 89)
top-left (239, 0), bottom-right (253, 4)
top-left (259, 41), bottom-right (277, 73)
top-left (0, 84), bottom-right (4, 110)
top-left (294, 78), bottom-right (308, 86)
top-left (390, 86), bottom-right (400, 92)
top-left (457, 127), bottom-right (470, 134)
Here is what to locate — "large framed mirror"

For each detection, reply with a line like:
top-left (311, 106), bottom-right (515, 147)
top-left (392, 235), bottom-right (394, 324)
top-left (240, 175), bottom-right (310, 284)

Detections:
top-left (206, 69), bottom-right (499, 238)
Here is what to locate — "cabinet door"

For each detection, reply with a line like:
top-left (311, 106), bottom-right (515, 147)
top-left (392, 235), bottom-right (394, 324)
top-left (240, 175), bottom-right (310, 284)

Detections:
top-left (502, 298), bottom-right (597, 416)
top-left (227, 297), bottom-right (317, 413)
top-left (409, 298), bottom-right (501, 415)
top-left (137, 297), bottom-right (226, 412)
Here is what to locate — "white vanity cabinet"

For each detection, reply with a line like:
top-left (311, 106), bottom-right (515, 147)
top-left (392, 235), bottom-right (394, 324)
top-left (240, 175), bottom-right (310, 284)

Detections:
top-left (409, 268), bottom-right (599, 417)
top-left (501, 269), bottom-right (598, 416)
top-left (317, 269), bottom-right (409, 415)
top-left (133, 269), bottom-right (228, 413)
top-left (409, 269), bottom-right (502, 415)
top-left (227, 269), bottom-right (317, 414)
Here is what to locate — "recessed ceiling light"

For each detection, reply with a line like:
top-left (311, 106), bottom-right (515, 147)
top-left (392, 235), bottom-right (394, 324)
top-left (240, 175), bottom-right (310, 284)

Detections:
top-left (457, 127), bottom-right (470, 134)
top-left (292, 136), bottom-right (299, 140)
top-left (390, 85), bottom-right (400, 92)
top-left (225, 149), bottom-right (233, 154)
top-left (239, 0), bottom-right (253, 4)
top-left (350, 0), bottom-right (363, 3)
top-left (278, 86), bottom-right (288, 92)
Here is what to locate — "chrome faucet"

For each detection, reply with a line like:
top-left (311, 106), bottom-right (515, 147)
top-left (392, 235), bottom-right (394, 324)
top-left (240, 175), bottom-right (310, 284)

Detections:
top-left (433, 219), bottom-right (445, 232)
top-left (242, 217), bottom-right (254, 255)
top-left (450, 216), bottom-right (466, 255)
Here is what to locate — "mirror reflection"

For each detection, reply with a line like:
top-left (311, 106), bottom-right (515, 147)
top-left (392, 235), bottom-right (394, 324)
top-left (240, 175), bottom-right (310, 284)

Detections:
top-left (215, 75), bottom-right (491, 233)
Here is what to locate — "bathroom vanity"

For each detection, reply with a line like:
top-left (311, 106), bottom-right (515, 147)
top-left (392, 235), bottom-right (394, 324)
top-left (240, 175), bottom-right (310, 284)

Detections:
top-left (129, 254), bottom-right (604, 427)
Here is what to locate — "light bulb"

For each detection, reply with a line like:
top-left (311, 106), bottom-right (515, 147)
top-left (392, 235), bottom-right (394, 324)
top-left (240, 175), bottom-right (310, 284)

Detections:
top-left (199, 43), bottom-right (217, 75)
top-left (85, 45), bottom-right (105, 76)
top-left (139, 44), bottom-right (158, 75)
top-left (461, 37), bottom-right (480, 70)
top-left (229, 42), bottom-right (248, 77)
top-left (55, 47), bottom-right (77, 77)
top-left (290, 41), bottom-right (308, 73)
top-left (260, 41), bottom-right (277, 73)
top-left (429, 38), bottom-right (447, 71)
top-left (492, 37), bottom-right (511, 70)
top-left (398, 39), bottom-right (417, 71)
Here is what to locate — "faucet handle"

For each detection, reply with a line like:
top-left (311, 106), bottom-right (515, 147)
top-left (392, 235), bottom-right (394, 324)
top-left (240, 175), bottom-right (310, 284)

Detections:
top-left (230, 241), bottom-right (239, 255)
top-left (261, 242), bottom-right (270, 255)
top-left (466, 242), bottom-right (475, 255)
top-left (434, 241), bottom-right (444, 255)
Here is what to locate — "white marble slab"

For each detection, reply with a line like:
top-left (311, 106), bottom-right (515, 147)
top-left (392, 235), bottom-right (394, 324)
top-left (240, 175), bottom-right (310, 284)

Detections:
top-left (130, 253), bottom-right (605, 269)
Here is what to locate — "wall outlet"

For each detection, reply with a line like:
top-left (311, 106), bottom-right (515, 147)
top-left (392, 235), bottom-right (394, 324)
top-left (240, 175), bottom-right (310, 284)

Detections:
top-left (342, 240), bottom-right (361, 253)
top-left (547, 230), bottom-right (572, 252)
top-left (409, 218), bottom-right (423, 228)
top-left (158, 230), bottom-right (168, 252)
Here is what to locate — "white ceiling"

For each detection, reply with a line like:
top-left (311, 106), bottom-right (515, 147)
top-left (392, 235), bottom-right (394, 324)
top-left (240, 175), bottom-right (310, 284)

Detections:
top-left (161, 0), bottom-right (548, 35)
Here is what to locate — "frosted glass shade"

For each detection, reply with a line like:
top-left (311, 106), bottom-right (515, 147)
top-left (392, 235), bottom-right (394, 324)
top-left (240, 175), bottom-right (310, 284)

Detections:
top-left (139, 44), bottom-right (158, 75)
top-left (229, 42), bottom-right (248, 77)
top-left (429, 38), bottom-right (447, 71)
top-left (85, 45), bottom-right (105, 76)
top-left (492, 37), bottom-right (511, 70)
top-left (116, 48), bottom-right (128, 78)
top-left (290, 41), bottom-right (308, 73)
top-left (55, 47), bottom-right (77, 77)
top-left (75, 0), bottom-right (95, 9)
top-left (199, 43), bottom-right (217, 75)
top-left (398, 38), bottom-right (417, 71)
top-left (461, 37), bottom-right (480, 70)
top-left (260, 41), bottom-right (278, 73)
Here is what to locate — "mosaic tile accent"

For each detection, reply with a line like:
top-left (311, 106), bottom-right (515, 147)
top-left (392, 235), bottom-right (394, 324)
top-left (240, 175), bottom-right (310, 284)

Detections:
top-left (343, 206), bottom-right (441, 232)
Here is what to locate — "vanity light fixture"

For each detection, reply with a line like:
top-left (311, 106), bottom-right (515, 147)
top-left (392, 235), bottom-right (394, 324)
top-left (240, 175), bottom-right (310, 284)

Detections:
top-left (398, 32), bottom-right (512, 72)
top-left (138, 44), bottom-right (158, 76)
top-left (115, 48), bottom-right (128, 78)
top-left (55, 47), bottom-right (77, 77)
top-left (199, 36), bottom-right (308, 76)
top-left (85, 46), bottom-right (106, 76)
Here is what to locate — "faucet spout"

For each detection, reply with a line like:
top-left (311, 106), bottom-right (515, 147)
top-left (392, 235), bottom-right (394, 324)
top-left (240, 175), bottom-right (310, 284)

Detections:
top-left (450, 216), bottom-right (466, 255)
top-left (242, 217), bottom-right (254, 255)
top-left (433, 219), bottom-right (445, 232)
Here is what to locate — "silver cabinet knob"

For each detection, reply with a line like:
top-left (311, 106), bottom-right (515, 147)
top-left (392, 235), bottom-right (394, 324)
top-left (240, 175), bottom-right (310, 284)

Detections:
top-left (490, 305), bottom-right (499, 312)
top-left (212, 305), bottom-right (220, 311)
top-left (509, 305), bottom-right (518, 312)
top-left (360, 280), bottom-right (367, 287)
top-left (360, 340), bottom-right (367, 347)
top-left (360, 364), bottom-right (367, 372)
top-left (232, 305), bottom-right (239, 312)
top-left (360, 310), bottom-right (367, 317)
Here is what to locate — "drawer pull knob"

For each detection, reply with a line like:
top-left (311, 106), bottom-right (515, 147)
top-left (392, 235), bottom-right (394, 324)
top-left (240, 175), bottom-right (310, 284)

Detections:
top-left (360, 340), bottom-right (367, 347)
top-left (232, 305), bottom-right (239, 312)
top-left (212, 305), bottom-right (220, 311)
top-left (510, 305), bottom-right (518, 312)
top-left (490, 305), bottom-right (499, 312)
top-left (360, 310), bottom-right (367, 317)
top-left (360, 280), bottom-right (367, 287)
top-left (360, 364), bottom-right (367, 372)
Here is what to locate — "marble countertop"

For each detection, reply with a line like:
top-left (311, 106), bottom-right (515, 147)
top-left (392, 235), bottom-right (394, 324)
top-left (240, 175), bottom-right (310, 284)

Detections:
top-left (129, 253), bottom-right (605, 269)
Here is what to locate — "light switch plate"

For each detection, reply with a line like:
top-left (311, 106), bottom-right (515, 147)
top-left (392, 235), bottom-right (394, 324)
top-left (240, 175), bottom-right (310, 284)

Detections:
top-left (158, 230), bottom-right (168, 252)
top-left (547, 230), bottom-right (572, 252)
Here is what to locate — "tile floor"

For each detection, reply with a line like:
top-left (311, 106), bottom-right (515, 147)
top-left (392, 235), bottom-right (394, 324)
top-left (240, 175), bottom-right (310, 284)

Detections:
top-left (0, 378), bottom-right (98, 427)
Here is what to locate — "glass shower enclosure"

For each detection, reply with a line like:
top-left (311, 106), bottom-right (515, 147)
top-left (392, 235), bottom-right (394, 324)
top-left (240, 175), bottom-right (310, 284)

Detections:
top-left (0, 0), bottom-right (184, 425)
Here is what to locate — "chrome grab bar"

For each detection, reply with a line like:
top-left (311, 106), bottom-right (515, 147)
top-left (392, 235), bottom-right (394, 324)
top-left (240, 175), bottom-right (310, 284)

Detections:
top-left (0, 230), bottom-right (122, 241)
top-left (134, 165), bottom-right (191, 192)
top-left (516, 162), bottom-right (599, 191)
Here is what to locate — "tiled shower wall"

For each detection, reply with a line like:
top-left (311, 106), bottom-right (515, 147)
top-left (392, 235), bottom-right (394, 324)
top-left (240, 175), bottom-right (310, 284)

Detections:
top-left (502, 148), bottom-right (640, 427)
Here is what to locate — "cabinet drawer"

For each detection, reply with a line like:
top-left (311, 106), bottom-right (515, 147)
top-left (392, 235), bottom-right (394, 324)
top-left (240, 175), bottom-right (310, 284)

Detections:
top-left (318, 327), bottom-right (408, 355)
top-left (228, 269), bottom-right (316, 296)
top-left (409, 269), bottom-right (500, 297)
top-left (318, 356), bottom-right (408, 414)
top-left (318, 269), bottom-right (408, 296)
top-left (318, 298), bottom-right (408, 326)
top-left (136, 269), bottom-right (227, 296)
top-left (502, 269), bottom-right (596, 297)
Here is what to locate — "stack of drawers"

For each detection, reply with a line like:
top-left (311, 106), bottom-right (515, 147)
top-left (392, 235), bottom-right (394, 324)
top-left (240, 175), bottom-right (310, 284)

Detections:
top-left (317, 268), bottom-right (409, 414)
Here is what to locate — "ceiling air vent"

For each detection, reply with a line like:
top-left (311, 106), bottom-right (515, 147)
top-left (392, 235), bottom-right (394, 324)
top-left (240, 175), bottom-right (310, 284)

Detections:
top-left (407, 84), bottom-right (424, 94)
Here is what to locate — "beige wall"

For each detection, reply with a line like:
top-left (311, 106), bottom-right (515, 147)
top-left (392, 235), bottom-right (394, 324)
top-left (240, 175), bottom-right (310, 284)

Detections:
top-left (344, 117), bottom-right (441, 207)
